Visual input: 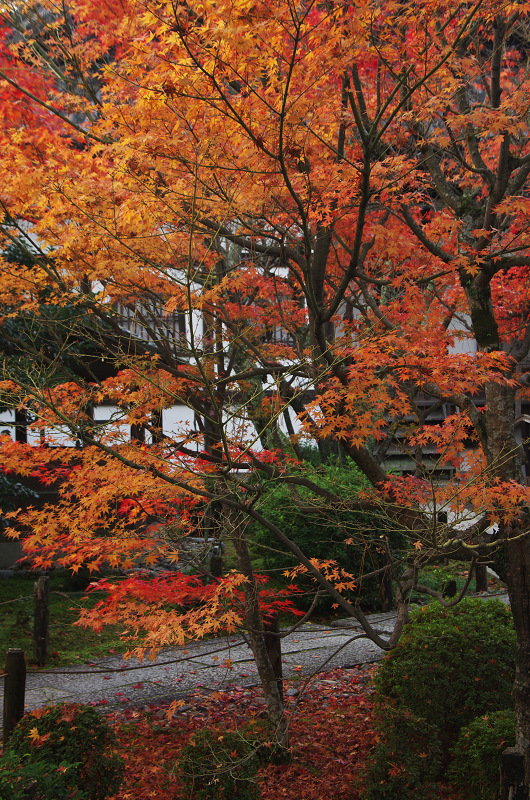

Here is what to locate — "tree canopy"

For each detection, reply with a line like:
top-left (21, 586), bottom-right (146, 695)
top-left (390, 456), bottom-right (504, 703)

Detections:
top-left (1, 0), bottom-right (530, 768)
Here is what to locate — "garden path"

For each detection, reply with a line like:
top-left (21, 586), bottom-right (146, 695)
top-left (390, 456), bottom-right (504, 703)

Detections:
top-left (7, 613), bottom-right (397, 715)
top-left (1, 593), bottom-right (509, 722)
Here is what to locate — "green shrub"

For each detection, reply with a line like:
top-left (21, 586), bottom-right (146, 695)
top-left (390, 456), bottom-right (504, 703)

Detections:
top-left (250, 459), bottom-right (404, 612)
top-left (373, 598), bottom-right (515, 755)
top-left (6, 703), bottom-right (124, 800)
top-left (363, 704), bottom-right (442, 800)
top-left (364, 599), bottom-right (515, 800)
top-left (177, 727), bottom-right (261, 800)
top-left (0, 748), bottom-right (90, 800)
top-left (448, 709), bottom-right (516, 800)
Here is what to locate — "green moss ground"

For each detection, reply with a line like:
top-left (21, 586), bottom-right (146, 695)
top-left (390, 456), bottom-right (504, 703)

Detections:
top-left (0, 573), bottom-right (131, 668)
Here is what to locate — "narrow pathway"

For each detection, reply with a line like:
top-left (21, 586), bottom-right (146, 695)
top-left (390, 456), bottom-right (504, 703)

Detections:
top-left (3, 613), bottom-right (398, 715)
top-left (2, 594), bottom-right (509, 718)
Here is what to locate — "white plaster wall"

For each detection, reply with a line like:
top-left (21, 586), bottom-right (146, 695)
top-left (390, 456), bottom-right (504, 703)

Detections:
top-left (93, 405), bottom-right (130, 443)
top-left (225, 402), bottom-right (305, 453)
top-left (448, 316), bottom-right (477, 355)
top-left (188, 309), bottom-right (203, 348)
top-left (162, 405), bottom-right (197, 441)
top-left (1, 399), bottom-right (305, 453)
top-left (0, 409), bottom-right (16, 441)
top-left (35, 426), bottom-right (77, 447)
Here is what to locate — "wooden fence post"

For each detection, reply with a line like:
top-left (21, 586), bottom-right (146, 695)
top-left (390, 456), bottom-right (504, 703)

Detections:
top-left (475, 563), bottom-right (489, 593)
top-left (500, 747), bottom-right (527, 800)
top-left (3, 648), bottom-right (26, 741)
top-left (263, 613), bottom-right (283, 702)
top-left (34, 575), bottom-right (50, 667)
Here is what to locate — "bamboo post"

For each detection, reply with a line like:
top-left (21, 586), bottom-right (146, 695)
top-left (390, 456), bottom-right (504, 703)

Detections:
top-left (3, 648), bottom-right (26, 741)
top-left (263, 613), bottom-right (283, 702)
top-left (34, 575), bottom-right (50, 667)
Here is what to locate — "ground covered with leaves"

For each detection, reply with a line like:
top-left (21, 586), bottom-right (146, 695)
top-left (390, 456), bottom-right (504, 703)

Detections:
top-left (1, 661), bottom-right (483, 799)
top-left (105, 666), bottom-right (378, 800)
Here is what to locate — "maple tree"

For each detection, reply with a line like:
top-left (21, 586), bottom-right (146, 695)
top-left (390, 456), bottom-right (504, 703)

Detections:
top-left (1, 0), bottom-right (530, 779)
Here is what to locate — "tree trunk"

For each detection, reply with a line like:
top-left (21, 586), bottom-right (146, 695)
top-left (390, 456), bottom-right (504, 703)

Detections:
top-left (228, 509), bottom-right (289, 748)
top-left (505, 533), bottom-right (530, 793)
top-left (34, 575), bottom-right (49, 667)
top-left (263, 612), bottom-right (283, 702)
top-left (486, 383), bottom-right (530, 790)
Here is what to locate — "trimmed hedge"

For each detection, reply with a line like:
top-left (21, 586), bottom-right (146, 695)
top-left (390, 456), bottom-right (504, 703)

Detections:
top-left (363, 704), bottom-right (442, 800)
top-left (373, 598), bottom-right (515, 753)
top-left (448, 709), bottom-right (516, 800)
top-left (364, 598), bottom-right (515, 800)
top-left (5, 703), bottom-right (124, 800)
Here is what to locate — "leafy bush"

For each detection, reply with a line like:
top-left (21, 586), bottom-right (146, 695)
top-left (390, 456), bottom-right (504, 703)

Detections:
top-left (364, 599), bottom-right (515, 799)
top-left (448, 710), bottom-right (516, 800)
top-left (363, 704), bottom-right (442, 800)
top-left (0, 749), bottom-right (88, 800)
top-left (374, 598), bottom-right (515, 754)
top-left (250, 459), bottom-right (403, 611)
top-left (177, 727), bottom-right (261, 800)
top-left (6, 703), bottom-right (124, 800)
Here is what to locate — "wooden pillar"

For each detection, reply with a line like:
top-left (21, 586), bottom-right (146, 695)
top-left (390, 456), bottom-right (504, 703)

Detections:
top-left (3, 648), bottom-right (26, 741)
top-left (34, 575), bottom-right (49, 667)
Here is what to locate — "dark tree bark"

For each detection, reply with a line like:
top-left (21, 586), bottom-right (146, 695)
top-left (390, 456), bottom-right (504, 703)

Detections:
top-left (34, 575), bottom-right (49, 667)
top-left (480, 383), bottom-right (530, 786)
top-left (228, 509), bottom-right (288, 748)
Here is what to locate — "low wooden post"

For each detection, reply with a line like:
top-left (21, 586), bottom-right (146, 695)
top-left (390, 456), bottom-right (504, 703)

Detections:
top-left (475, 563), bottom-right (489, 593)
top-left (3, 648), bottom-right (26, 741)
top-left (263, 612), bottom-right (283, 702)
top-left (500, 747), bottom-right (527, 800)
top-left (34, 575), bottom-right (50, 667)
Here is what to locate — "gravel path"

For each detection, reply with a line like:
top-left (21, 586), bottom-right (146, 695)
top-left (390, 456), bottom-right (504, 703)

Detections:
top-left (1, 593), bottom-right (509, 722)
top-left (2, 613), bottom-right (397, 717)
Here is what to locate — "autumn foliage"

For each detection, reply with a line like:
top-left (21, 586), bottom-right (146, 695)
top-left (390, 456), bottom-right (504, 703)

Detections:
top-left (2, 0), bottom-right (530, 772)
top-left (103, 668), bottom-right (378, 800)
